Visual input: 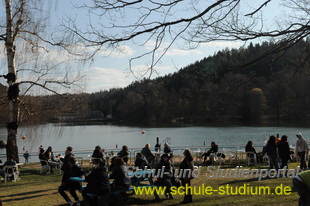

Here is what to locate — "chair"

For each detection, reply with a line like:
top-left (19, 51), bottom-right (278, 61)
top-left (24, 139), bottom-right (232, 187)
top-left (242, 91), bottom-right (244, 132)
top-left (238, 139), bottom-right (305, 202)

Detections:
top-left (4, 165), bottom-right (19, 183)
top-left (76, 157), bottom-right (83, 167)
top-left (40, 159), bottom-right (51, 174)
top-left (209, 152), bottom-right (217, 165)
top-left (223, 149), bottom-right (239, 165)
top-left (246, 151), bottom-right (257, 166)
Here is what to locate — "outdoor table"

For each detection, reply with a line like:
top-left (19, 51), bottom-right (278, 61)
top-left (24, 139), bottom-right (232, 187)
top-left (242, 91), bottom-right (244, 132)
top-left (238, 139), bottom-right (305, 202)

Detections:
top-left (69, 177), bottom-right (85, 182)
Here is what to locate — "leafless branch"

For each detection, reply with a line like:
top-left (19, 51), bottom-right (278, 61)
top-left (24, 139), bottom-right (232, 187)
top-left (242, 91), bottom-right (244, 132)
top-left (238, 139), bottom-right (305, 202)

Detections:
top-left (245, 0), bottom-right (272, 17)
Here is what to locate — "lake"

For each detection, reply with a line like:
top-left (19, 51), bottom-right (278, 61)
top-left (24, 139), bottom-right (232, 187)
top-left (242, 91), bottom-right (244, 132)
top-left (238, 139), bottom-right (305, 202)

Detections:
top-left (1, 123), bottom-right (310, 160)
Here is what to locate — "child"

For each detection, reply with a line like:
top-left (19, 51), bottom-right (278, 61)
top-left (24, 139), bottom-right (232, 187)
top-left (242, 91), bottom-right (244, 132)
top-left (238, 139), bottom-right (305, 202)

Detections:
top-left (23, 151), bottom-right (30, 164)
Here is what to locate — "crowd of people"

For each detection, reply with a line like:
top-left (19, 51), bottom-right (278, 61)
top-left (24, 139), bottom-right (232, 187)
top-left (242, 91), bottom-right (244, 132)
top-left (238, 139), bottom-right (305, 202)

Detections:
top-left (49, 143), bottom-right (194, 205)
top-left (2, 133), bottom-right (307, 205)
top-left (244, 133), bottom-right (309, 171)
top-left (38, 145), bottom-right (61, 173)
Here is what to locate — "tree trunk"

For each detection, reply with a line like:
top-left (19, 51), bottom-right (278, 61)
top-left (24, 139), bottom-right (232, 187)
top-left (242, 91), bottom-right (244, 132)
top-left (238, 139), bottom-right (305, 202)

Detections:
top-left (5, 0), bottom-right (20, 162)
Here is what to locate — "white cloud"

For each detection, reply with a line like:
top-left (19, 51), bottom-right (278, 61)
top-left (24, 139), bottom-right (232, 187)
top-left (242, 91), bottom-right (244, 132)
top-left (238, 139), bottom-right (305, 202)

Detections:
top-left (200, 41), bottom-right (243, 49)
top-left (165, 48), bottom-right (203, 56)
top-left (84, 66), bottom-right (135, 92)
top-left (88, 45), bottom-right (136, 59)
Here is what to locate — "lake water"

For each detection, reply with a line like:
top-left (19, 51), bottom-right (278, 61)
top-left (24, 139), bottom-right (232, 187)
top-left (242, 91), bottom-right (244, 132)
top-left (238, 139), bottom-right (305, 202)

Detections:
top-left (1, 123), bottom-right (310, 159)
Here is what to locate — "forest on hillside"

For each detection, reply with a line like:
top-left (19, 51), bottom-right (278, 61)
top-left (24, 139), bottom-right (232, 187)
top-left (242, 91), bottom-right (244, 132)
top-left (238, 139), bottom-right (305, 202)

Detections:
top-left (87, 40), bottom-right (310, 124)
top-left (1, 40), bottom-right (310, 125)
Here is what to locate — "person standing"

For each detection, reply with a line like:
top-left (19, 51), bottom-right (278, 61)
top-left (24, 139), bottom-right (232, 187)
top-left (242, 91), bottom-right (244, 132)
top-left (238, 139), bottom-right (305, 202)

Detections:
top-left (261, 135), bottom-right (279, 170)
top-left (179, 149), bottom-right (194, 204)
top-left (296, 133), bottom-right (309, 170)
top-left (141, 144), bottom-right (155, 168)
top-left (277, 135), bottom-right (291, 169)
top-left (23, 151), bottom-right (30, 164)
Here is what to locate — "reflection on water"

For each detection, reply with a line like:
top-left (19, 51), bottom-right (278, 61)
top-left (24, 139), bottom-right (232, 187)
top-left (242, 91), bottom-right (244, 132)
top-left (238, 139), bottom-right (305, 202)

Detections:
top-left (0, 123), bottom-right (310, 157)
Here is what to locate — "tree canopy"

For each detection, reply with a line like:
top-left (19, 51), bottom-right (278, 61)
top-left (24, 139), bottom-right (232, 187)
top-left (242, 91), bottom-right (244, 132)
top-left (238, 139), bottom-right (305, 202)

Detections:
top-left (62, 0), bottom-right (310, 78)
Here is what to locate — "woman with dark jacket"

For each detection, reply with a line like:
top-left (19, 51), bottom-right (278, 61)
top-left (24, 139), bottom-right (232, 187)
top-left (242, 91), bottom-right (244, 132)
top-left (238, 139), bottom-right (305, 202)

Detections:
top-left (156, 154), bottom-right (173, 199)
top-left (262, 135), bottom-right (279, 170)
top-left (134, 153), bottom-right (148, 170)
top-left (141, 144), bottom-right (155, 168)
top-left (92, 145), bottom-right (104, 165)
top-left (118, 145), bottom-right (129, 164)
top-left (277, 135), bottom-right (291, 169)
top-left (179, 149), bottom-right (194, 204)
top-left (109, 157), bottom-right (131, 190)
top-left (201, 142), bottom-right (218, 162)
top-left (245, 140), bottom-right (258, 162)
top-left (82, 161), bottom-right (111, 206)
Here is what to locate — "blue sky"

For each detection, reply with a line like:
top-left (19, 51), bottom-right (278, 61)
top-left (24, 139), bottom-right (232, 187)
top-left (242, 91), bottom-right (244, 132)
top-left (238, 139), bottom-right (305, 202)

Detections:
top-left (0, 0), bottom-right (289, 93)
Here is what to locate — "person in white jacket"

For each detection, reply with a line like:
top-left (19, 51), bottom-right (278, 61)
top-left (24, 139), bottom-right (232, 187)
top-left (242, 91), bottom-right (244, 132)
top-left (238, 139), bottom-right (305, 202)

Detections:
top-left (296, 133), bottom-right (309, 170)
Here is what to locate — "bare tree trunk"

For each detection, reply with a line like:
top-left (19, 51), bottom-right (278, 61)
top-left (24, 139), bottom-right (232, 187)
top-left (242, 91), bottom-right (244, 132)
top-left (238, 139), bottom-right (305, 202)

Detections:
top-left (5, 0), bottom-right (20, 162)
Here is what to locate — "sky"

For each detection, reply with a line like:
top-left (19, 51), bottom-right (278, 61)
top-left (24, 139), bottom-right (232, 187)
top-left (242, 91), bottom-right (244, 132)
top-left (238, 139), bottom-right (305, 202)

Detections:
top-left (0, 0), bottom-right (289, 94)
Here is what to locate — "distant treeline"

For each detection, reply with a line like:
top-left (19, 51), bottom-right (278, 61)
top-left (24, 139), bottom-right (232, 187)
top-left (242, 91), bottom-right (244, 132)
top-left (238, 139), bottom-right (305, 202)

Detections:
top-left (1, 40), bottom-right (310, 125)
top-left (87, 40), bottom-right (310, 124)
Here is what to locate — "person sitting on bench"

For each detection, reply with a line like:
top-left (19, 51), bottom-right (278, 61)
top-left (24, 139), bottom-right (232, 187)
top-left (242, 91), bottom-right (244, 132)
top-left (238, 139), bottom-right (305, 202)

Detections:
top-left (82, 161), bottom-right (111, 206)
top-left (201, 142), bottom-right (218, 162)
top-left (109, 157), bottom-right (131, 191)
top-left (58, 156), bottom-right (84, 206)
top-left (155, 154), bottom-right (174, 199)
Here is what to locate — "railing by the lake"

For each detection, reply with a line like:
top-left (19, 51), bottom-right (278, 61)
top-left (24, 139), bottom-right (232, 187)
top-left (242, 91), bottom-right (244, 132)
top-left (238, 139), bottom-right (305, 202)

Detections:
top-left (0, 143), bottom-right (304, 164)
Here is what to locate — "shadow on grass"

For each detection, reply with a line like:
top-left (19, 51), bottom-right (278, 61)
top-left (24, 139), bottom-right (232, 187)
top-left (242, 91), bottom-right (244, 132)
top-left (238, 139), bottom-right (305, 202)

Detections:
top-left (1, 194), bottom-right (49, 203)
top-left (129, 197), bottom-right (164, 205)
top-left (0, 189), bottom-right (52, 199)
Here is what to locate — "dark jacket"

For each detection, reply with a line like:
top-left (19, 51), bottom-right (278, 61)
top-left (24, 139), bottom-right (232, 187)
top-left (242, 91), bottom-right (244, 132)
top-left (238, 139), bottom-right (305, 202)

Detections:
top-left (109, 165), bottom-right (131, 189)
top-left (179, 156), bottom-right (194, 180)
top-left (277, 141), bottom-right (290, 159)
top-left (164, 146), bottom-right (173, 158)
top-left (92, 149), bottom-right (104, 164)
top-left (134, 156), bottom-right (148, 169)
top-left (118, 150), bottom-right (129, 163)
top-left (85, 167), bottom-right (111, 195)
top-left (62, 164), bottom-right (84, 189)
top-left (141, 147), bottom-right (154, 161)
top-left (39, 152), bottom-right (46, 161)
top-left (61, 153), bottom-right (74, 171)
top-left (262, 143), bottom-right (277, 157)
top-left (245, 145), bottom-right (257, 157)
top-left (209, 145), bottom-right (218, 153)
top-left (156, 159), bottom-right (173, 180)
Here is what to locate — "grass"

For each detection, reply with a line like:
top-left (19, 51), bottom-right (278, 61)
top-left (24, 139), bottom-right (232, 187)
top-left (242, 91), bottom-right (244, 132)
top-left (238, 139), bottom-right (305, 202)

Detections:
top-left (0, 161), bottom-right (300, 206)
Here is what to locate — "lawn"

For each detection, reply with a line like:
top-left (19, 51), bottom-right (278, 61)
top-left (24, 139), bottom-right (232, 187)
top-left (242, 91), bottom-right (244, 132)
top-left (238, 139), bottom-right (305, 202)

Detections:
top-left (0, 161), bottom-right (299, 206)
